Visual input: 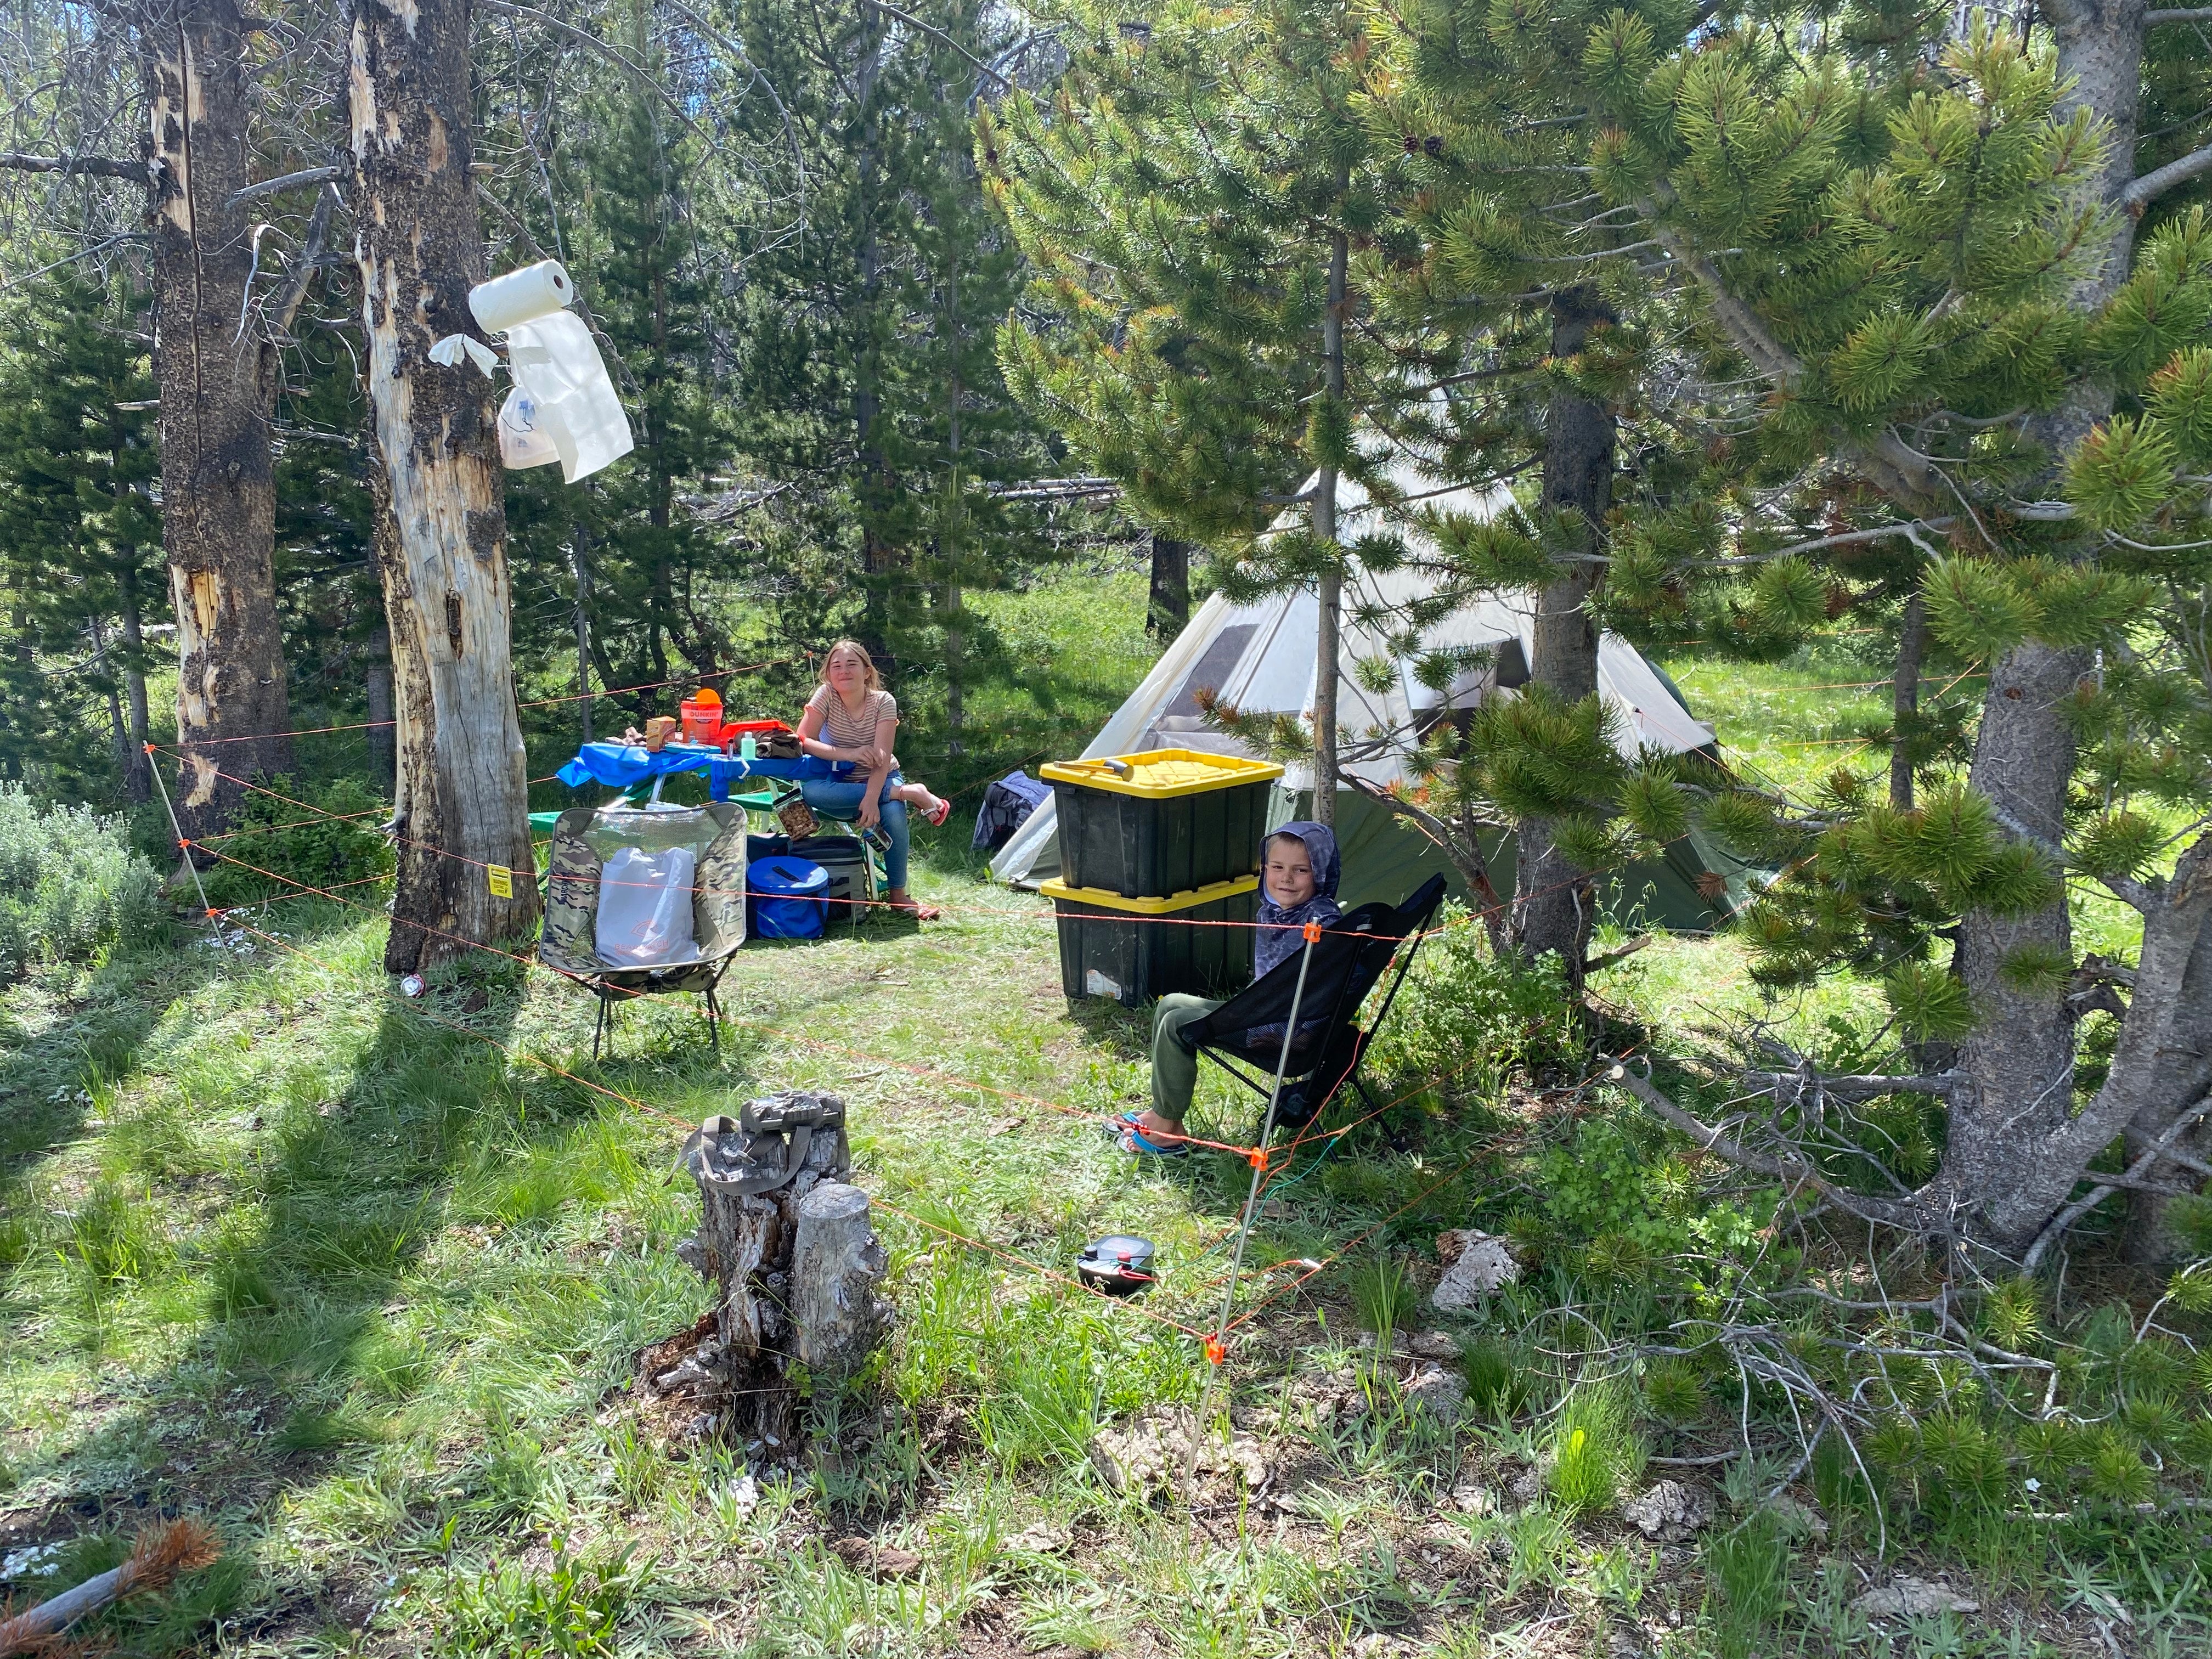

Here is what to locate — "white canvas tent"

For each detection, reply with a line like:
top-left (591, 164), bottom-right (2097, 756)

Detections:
top-left (992, 459), bottom-right (1757, 926)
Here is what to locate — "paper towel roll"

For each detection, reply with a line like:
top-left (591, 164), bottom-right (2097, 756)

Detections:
top-left (469, 260), bottom-right (573, 333)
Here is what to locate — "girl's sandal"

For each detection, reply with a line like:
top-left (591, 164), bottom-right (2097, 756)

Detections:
top-left (923, 794), bottom-right (952, 827)
top-left (1111, 1109), bottom-right (1189, 1158)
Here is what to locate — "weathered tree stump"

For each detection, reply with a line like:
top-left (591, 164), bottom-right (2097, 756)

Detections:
top-left (675, 1092), bottom-right (890, 1461)
top-left (792, 1182), bottom-right (892, 1382)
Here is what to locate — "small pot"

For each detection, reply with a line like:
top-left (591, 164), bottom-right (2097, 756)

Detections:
top-left (1078, 1235), bottom-right (1156, 1297)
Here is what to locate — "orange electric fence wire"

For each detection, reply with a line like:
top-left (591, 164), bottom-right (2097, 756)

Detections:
top-left (154, 655), bottom-right (805, 748)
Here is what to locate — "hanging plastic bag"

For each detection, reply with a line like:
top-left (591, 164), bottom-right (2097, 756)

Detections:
top-left (465, 261), bottom-right (635, 484)
top-left (496, 387), bottom-right (561, 471)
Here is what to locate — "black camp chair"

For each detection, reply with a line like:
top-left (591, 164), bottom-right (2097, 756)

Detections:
top-left (1172, 874), bottom-right (1449, 1135)
top-left (539, 802), bottom-right (749, 1059)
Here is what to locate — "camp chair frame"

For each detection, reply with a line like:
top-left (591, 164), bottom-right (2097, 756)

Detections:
top-left (540, 802), bottom-right (751, 1060)
top-left (1176, 875), bottom-right (1449, 1133)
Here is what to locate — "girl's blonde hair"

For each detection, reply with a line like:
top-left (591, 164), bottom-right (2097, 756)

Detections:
top-left (819, 638), bottom-right (884, 693)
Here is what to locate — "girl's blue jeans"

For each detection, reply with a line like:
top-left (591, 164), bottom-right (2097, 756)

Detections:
top-left (800, 771), bottom-right (909, 889)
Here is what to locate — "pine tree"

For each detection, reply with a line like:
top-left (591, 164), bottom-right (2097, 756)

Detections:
top-left (1372, 2), bottom-right (2212, 1255)
top-left (983, 0), bottom-right (1420, 826)
top-left (504, 80), bottom-right (744, 726)
top-left (0, 274), bottom-right (160, 804)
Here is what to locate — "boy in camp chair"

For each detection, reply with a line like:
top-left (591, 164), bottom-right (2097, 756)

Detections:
top-left (1114, 822), bottom-right (1340, 1158)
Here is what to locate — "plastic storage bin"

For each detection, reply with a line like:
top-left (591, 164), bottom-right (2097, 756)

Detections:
top-left (790, 834), bottom-right (872, 921)
top-left (1041, 874), bottom-right (1259, 1006)
top-left (1042, 749), bottom-right (1284, 898)
top-left (748, 854), bottom-right (828, 940)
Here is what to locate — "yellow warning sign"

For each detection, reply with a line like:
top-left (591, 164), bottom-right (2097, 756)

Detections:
top-left (488, 864), bottom-right (514, 899)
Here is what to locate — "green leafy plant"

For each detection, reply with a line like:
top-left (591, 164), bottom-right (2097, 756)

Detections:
top-left (1350, 1254), bottom-right (1419, 1340)
top-left (438, 1539), bottom-right (644, 1658)
top-left (1703, 1511), bottom-right (1791, 1659)
top-left (1548, 1383), bottom-right (1642, 1515)
top-left (199, 775), bottom-right (393, 906)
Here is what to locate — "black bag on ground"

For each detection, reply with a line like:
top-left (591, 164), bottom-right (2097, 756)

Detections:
top-left (973, 770), bottom-right (1050, 853)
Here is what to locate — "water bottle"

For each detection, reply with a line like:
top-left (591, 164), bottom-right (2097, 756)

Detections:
top-left (740, 733), bottom-right (757, 761)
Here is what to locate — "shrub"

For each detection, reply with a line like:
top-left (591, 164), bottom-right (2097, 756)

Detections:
top-left (1350, 1253), bottom-right (1419, 1338)
top-left (199, 775), bottom-right (392, 906)
top-left (1362, 907), bottom-right (1579, 1102)
top-left (1703, 1510), bottom-right (1790, 1659)
top-left (0, 784), bottom-right (164, 978)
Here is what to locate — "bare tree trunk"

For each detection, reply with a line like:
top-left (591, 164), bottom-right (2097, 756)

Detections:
top-left (1891, 591), bottom-right (1925, 812)
top-left (349, 0), bottom-right (538, 974)
top-left (1309, 216), bottom-right (1348, 831)
top-left (1512, 285), bottom-right (1615, 985)
top-left (139, 0), bottom-right (294, 840)
top-left (1148, 533), bottom-right (1190, 637)
top-left (364, 623), bottom-right (394, 788)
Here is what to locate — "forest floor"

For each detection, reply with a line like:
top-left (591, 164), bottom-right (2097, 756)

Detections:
top-left (1, 571), bottom-right (2207, 1657)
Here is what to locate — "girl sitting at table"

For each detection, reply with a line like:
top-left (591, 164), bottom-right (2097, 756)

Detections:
top-left (796, 639), bottom-right (952, 919)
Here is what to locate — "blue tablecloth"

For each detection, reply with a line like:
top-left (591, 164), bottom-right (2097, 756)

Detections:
top-left (555, 742), bottom-right (851, 802)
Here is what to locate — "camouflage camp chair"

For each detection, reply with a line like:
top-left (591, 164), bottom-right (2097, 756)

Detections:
top-left (540, 802), bottom-right (749, 1059)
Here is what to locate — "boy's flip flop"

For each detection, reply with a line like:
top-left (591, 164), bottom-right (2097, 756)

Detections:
top-left (1111, 1109), bottom-right (1188, 1158)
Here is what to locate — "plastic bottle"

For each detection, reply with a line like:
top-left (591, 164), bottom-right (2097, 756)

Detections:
top-left (741, 733), bottom-right (757, 761)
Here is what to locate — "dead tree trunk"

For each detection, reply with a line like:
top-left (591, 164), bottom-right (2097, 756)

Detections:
top-left (679, 1094), bottom-right (890, 1458)
top-left (139, 0), bottom-right (295, 840)
top-left (348, 0), bottom-right (539, 973)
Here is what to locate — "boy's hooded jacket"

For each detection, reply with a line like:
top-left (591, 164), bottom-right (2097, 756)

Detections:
top-left (1246, 821), bottom-right (1341, 1046)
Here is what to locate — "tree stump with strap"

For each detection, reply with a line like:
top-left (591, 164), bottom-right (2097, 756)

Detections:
top-left (676, 1091), bottom-right (890, 1460)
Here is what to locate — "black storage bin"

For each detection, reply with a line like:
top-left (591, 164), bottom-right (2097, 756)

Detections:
top-left (790, 833), bottom-right (871, 921)
top-left (1043, 749), bottom-right (1284, 899)
top-left (1040, 876), bottom-right (1259, 1006)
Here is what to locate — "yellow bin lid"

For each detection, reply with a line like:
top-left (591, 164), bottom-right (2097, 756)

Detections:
top-left (1040, 748), bottom-right (1284, 800)
top-left (1039, 874), bottom-right (1260, 914)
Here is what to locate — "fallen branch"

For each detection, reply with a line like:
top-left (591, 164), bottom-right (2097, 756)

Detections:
top-left (0, 1520), bottom-right (219, 1655)
top-left (2022, 1096), bottom-right (2212, 1273)
top-left (1607, 1056), bottom-right (1927, 1230)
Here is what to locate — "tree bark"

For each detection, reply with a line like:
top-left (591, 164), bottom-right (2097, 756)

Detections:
top-left (364, 622), bottom-right (394, 788)
top-left (1148, 533), bottom-right (1190, 637)
top-left (115, 547), bottom-right (151, 804)
top-left (1891, 591), bottom-right (1925, 811)
top-left (790, 1181), bottom-right (891, 1383)
top-left (1512, 285), bottom-right (1616, 984)
top-left (680, 1095), bottom-right (885, 1453)
top-left (139, 0), bottom-right (295, 840)
top-left (567, 535), bottom-right (594, 746)
top-left (349, 0), bottom-right (539, 974)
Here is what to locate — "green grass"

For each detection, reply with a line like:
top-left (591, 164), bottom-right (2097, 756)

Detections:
top-left (1, 567), bottom-right (2207, 1656)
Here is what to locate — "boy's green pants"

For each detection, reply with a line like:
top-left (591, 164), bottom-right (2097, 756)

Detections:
top-left (1149, 992), bottom-right (1223, 1124)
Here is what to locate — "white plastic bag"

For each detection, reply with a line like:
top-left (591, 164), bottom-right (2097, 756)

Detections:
top-left (497, 387), bottom-right (561, 471)
top-left (595, 845), bottom-right (698, 967)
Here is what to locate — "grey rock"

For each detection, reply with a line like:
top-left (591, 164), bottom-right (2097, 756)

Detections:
top-left (1402, 1361), bottom-right (1468, 1424)
top-left (1408, 1329), bottom-right (1460, 1360)
top-left (1621, 1479), bottom-right (1714, 1542)
top-left (1431, 1230), bottom-right (1520, 1310)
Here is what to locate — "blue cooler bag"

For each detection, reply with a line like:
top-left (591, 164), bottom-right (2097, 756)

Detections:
top-left (748, 855), bottom-right (829, 940)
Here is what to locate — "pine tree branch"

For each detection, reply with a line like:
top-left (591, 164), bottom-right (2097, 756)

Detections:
top-left (1634, 189), bottom-right (1937, 505)
top-left (2124, 142), bottom-right (2212, 211)
top-left (1607, 1057), bottom-right (1930, 1229)
top-left (270, 185), bottom-right (336, 338)
top-left (2145, 7), bottom-right (2212, 22)
top-left (1742, 1069), bottom-right (1960, 1099)
top-left (2022, 1096), bottom-right (2212, 1271)
top-left (1708, 518), bottom-right (1954, 567)
top-left (0, 150), bottom-right (148, 181)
